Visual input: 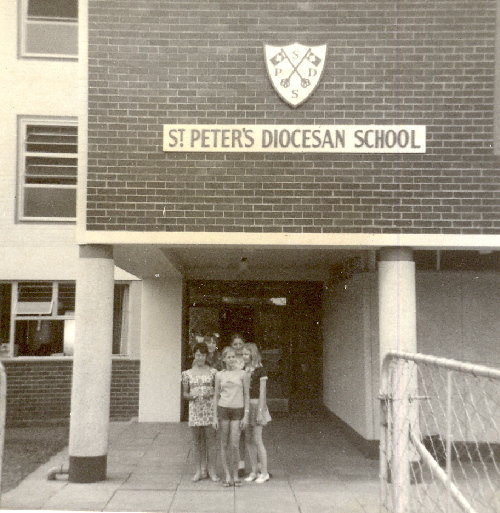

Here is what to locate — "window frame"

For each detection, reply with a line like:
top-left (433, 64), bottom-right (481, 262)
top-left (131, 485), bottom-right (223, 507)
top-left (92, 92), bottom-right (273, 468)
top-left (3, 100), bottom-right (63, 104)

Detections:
top-left (0, 281), bottom-right (130, 358)
top-left (19, 0), bottom-right (78, 60)
top-left (12, 281), bottom-right (74, 357)
top-left (17, 116), bottom-right (78, 223)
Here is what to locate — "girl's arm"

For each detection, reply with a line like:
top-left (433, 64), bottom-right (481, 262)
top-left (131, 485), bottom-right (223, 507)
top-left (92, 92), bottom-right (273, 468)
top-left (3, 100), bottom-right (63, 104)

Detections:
top-left (212, 374), bottom-right (221, 429)
top-left (182, 381), bottom-right (196, 401)
top-left (257, 376), bottom-right (268, 424)
top-left (240, 372), bottom-right (250, 429)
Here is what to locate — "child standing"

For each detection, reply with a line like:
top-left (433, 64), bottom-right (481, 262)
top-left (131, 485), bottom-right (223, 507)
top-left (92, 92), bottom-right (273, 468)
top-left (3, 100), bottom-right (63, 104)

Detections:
top-left (204, 335), bottom-right (223, 370)
top-left (230, 333), bottom-right (246, 370)
top-left (242, 343), bottom-right (272, 484)
top-left (181, 343), bottom-right (219, 482)
top-left (213, 346), bottom-right (250, 486)
top-left (230, 333), bottom-right (248, 476)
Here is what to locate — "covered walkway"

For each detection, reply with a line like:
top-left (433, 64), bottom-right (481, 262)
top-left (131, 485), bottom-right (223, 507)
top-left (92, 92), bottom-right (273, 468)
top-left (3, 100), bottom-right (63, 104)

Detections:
top-left (1, 411), bottom-right (379, 512)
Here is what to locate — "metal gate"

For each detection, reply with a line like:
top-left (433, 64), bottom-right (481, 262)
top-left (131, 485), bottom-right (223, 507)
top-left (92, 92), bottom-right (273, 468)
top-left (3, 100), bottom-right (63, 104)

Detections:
top-left (380, 351), bottom-right (500, 513)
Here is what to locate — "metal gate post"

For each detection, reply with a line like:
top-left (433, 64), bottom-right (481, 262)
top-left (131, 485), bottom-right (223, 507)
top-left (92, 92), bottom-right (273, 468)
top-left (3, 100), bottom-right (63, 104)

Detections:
top-left (391, 359), bottom-right (411, 513)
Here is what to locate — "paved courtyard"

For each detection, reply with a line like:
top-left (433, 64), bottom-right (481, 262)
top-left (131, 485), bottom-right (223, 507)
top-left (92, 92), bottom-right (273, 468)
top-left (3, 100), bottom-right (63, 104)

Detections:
top-left (0, 411), bottom-right (380, 512)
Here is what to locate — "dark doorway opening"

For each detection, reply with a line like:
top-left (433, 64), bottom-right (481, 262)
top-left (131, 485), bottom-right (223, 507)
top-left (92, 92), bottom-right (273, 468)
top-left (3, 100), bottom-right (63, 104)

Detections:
top-left (219, 306), bottom-right (254, 348)
top-left (184, 281), bottom-right (323, 414)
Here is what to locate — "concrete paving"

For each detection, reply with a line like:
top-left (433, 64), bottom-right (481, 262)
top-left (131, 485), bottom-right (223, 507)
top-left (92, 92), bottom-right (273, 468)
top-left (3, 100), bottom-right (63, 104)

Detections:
top-left (0, 411), bottom-right (380, 512)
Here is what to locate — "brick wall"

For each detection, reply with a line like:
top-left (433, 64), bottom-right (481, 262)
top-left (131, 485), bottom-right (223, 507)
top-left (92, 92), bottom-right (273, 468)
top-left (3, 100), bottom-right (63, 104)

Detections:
top-left (4, 359), bottom-right (140, 425)
top-left (110, 359), bottom-right (140, 420)
top-left (87, 0), bottom-right (499, 234)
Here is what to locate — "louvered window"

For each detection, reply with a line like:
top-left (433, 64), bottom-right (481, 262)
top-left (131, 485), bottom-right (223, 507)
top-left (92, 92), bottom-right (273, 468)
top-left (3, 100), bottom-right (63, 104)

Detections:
top-left (21, 0), bottom-right (78, 59)
top-left (16, 281), bottom-right (54, 315)
top-left (19, 119), bottom-right (77, 221)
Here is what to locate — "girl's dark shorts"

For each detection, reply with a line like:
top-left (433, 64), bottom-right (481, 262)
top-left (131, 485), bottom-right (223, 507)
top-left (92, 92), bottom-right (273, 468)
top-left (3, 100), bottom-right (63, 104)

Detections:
top-left (218, 406), bottom-right (244, 421)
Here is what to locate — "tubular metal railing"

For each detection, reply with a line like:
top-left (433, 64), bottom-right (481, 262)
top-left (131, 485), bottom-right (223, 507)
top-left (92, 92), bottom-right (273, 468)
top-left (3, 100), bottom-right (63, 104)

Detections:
top-left (380, 351), bottom-right (500, 513)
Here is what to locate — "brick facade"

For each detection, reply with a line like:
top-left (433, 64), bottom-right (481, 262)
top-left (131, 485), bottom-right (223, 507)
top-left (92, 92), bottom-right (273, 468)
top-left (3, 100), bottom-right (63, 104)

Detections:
top-left (4, 359), bottom-right (140, 425)
top-left (86, 0), bottom-right (499, 234)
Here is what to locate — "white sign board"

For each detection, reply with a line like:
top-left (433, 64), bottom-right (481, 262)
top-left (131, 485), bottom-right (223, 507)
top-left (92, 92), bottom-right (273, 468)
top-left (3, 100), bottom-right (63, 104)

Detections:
top-left (163, 125), bottom-right (426, 153)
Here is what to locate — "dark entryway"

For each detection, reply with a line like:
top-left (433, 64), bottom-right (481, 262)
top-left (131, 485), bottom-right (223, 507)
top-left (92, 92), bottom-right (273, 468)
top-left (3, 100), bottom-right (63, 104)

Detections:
top-left (184, 281), bottom-right (323, 412)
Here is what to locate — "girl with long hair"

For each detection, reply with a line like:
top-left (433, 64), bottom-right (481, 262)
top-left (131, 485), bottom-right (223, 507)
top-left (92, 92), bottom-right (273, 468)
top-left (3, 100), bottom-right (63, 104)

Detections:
top-left (242, 342), bottom-right (272, 483)
top-left (213, 346), bottom-right (250, 486)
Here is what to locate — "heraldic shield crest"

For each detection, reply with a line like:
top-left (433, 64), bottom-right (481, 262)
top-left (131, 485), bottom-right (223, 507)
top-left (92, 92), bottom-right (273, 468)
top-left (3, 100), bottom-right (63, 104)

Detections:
top-left (264, 42), bottom-right (327, 107)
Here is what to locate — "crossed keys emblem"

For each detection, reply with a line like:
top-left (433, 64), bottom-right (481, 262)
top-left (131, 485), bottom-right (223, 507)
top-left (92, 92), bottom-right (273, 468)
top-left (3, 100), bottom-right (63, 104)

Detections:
top-left (264, 43), bottom-right (327, 108)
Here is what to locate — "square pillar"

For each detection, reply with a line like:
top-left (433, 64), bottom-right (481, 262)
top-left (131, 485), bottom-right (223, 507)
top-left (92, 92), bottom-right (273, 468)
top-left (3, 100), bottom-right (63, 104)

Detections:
top-left (138, 276), bottom-right (183, 422)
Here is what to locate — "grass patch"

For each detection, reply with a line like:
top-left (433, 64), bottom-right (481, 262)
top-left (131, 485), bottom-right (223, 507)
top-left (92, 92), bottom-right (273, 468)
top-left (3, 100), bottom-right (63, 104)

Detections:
top-left (2, 425), bottom-right (69, 492)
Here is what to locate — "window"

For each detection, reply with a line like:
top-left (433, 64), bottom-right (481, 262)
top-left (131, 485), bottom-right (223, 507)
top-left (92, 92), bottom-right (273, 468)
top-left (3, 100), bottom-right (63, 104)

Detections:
top-left (14, 281), bottom-right (74, 356)
top-left (18, 118), bottom-right (77, 221)
top-left (414, 250), bottom-right (500, 271)
top-left (20, 0), bottom-right (78, 59)
top-left (0, 282), bottom-right (129, 357)
top-left (0, 285), bottom-right (12, 357)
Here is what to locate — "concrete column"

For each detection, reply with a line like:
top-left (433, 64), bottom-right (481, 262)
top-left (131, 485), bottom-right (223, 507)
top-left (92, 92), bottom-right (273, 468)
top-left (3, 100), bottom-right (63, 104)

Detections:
top-left (378, 247), bottom-right (418, 510)
top-left (378, 247), bottom-right (417, 361)
top-left (69, 245), bottom-right (114, 483)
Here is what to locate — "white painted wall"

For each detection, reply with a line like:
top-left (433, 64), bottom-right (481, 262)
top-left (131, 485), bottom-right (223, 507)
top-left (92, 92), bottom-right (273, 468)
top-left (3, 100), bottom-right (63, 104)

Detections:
top-left (323, 270), bottom-right (499, 443)
top-left (138, 277), bottom-right (183, 422)
top-left (0, 3), bottom-right (142, 359)
top-left (322, 273), bottom-right (377, 440)
top-left (416, 272), bottom-right (500, 366)
top-left (0, 2), bottom-right (78, 250)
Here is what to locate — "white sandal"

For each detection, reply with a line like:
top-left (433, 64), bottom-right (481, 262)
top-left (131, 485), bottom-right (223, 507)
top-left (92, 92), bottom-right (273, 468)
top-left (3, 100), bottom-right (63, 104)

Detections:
top-left (255, 472), bottom-right (270, 484)
top-left (244, 472), bottom-right (258, 482)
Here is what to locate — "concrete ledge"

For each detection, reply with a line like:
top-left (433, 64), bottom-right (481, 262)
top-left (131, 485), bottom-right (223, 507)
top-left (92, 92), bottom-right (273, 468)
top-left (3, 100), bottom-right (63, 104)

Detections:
top-left (68, 455), bottom-right (107, 483)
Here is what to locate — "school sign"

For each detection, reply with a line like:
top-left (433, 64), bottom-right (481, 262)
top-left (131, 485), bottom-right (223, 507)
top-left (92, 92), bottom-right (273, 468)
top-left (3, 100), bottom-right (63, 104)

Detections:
top-left (163, 125), bottom-right (426, 153)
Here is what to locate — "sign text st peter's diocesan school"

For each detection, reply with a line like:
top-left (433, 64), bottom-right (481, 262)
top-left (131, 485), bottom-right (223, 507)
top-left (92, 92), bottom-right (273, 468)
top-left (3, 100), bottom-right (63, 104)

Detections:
top-left (163, 125), bottom-right (426, 153)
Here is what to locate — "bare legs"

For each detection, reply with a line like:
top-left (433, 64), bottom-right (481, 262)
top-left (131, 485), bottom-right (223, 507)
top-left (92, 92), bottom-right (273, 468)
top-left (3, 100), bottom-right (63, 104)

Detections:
top-left (205, 426), bottom-right (219, 480)
top-left (219, 419), bottom-right (242, 483)
top-left (190, 426), bottom-right (218, 481)
top-left (245, 425), bottom-right (268, 476)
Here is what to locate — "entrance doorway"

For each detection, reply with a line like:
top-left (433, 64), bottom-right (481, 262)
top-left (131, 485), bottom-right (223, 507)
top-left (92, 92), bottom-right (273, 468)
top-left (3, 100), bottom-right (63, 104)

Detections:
top-left (185, 281), bottom-right (323, 412)
top-left (219, 306), bottom-right (254, 348)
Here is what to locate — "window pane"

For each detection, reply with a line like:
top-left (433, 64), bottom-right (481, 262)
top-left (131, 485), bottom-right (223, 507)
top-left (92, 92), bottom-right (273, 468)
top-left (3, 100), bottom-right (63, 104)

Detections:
top-left (26, 125), bottom-right (77, 153)
top-left (21, 122), bottom-right (77, 220)
top-left (23, 186), bottom-right (76, 218)
top-left (26, 156), bottom-right (77, 185)
top-left (440, 250), bottom-right (500, 271)
top-left (113, 285), bottom-right (127, 355)
top-left (57, 282), bottom-right (75, 315)
top-left (16, 302), bottom-right (53, 315)
top-left (0, 285), bottom-right (11, 348)
top-left (15, 320), bottom-right (64, 356)
top-left (26, 21), bottom-right (78, 56)
top-left (18, 282), bottom-right (53, 302)
top-left (28, 0), bottom-right (78, 19)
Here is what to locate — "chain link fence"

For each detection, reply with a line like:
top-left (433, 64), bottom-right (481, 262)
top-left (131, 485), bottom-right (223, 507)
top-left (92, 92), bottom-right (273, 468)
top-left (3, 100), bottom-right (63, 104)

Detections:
top-left (380, 351), bottom-right (500, 513)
